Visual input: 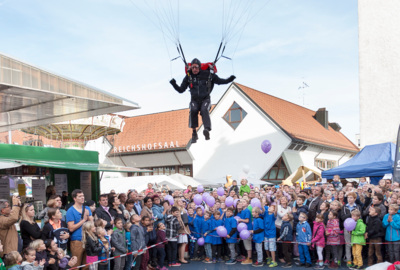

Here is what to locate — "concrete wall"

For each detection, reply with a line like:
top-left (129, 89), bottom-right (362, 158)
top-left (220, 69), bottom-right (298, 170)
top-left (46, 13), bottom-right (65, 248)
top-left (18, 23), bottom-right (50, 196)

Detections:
top-left (359, 0), bottom-right (400, 147)
top-left (189, 85), bottom-right (292, 181)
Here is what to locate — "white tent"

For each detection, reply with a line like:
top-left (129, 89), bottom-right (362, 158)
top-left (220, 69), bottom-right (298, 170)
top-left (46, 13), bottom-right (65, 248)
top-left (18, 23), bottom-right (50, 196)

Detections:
top-left (168, 174), bottom-right (201, 187)
top-left (101, 175), bottom-right (187, 193)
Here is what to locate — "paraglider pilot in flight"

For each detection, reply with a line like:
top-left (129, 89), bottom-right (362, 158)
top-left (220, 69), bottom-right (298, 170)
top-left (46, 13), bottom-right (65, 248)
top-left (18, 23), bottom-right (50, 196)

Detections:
top-left (170, 58), bottom-right (235, 143)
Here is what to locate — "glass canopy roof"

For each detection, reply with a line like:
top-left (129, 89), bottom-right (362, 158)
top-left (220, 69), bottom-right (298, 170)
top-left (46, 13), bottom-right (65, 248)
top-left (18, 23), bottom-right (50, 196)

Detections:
top-left (0, 53), bottom-right (140, 132)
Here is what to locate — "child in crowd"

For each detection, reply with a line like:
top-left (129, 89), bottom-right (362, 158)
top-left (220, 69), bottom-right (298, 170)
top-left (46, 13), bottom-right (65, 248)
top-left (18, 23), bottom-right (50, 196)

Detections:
top-left (140, 216), bottom-right (152, 270)
top-left (165, 207), bottom-right (181, 267)
top-left (366, 206), bottom-right (384, 266)
top-left (192, 207), bottom-right (204, 261)
top-left (277, 213), bottom-right (293, 268)
top-left (325, 211), bottom-right (340, 269)
top-left (236, 200), bottom-right (253, 265)
top-left (296, 212), bottom-right (311, 268)
top-left (124, 222), bottom-right (132, 270)
top-left (350, 209), bottom-right (366, 269)
top-left (130, 214), bottom-right (146, 270)
top-left (251, 207), bottom-right (264, 267)
top-left (21, 248), bottom-right (46, 270)
top-left (4, 251), bottom-right (22, 270)
top-left (224, 207), bottom-right (238, 265)
top-left (111, 218), bottom-right (127, 270)
top-left (96, 227), bottom-right (112, 270)
top-left (382, 204), bottom-right (400, 263)
top-left (57, 249), bottom-right (70, 270)
top-left (239, 179), bottom-right (250, 197)
top-left (202, 211), bottom-right (213, 263)
top-left (319, 201), bottom-right (329, 225)
top-left (187, 208), bottom-right (196, 259)
top-left (211, 211), bottom-right (224, 263)
top-left (155, 223), bottom-right (168, 270)
top-left (263, 205), bottom-right (277, 267)
top-left (45, 239), bottom-right (59, 270)
top-left (82, 221), bottom-right (102, 270)
top-left (311, 214), bottom-right (325, 270)
top-left (29, 240), bottom-right (51, 268)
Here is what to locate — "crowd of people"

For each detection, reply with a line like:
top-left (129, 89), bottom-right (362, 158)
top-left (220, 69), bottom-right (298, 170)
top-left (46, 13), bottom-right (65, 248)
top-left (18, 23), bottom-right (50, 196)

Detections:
top-left (0, 175), bottom-right (400, 270)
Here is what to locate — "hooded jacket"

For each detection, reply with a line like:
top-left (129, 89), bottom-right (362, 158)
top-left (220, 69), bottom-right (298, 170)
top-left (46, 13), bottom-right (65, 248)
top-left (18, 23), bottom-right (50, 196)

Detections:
top-left (130, 224), bottom-right (146, 253)
top-left (296, 221), bottom-right (311, 245)
top-left (111, 228), bottom-right (127, 256)
top-left (279, 220), bottom-right (293, 241)
top-left (366, 215), bottom-right (384, 239)
top-left (311, 221), bottom-right (325, 248)
top-left (382, 213), bottom-right (400, 242)
top-left (351, 219), bottom-right (366, 245)
top-left (152, 204), bottom-right (165, 226)
top-left (20, 262), bottom-right (43, 270)
top-left (326, 218), bottom-right (341, 245)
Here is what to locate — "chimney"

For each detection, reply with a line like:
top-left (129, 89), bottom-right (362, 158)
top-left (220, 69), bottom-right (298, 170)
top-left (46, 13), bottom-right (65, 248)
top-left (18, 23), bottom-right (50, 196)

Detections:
top-left (329, 122), bottom-right (341, 132)
top-left (315, 108), bottom-right (328, 129)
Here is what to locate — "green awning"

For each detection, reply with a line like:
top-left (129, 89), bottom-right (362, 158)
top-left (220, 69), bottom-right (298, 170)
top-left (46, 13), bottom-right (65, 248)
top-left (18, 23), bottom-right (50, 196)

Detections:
top-left (0, 144), bottom-right (149, 173)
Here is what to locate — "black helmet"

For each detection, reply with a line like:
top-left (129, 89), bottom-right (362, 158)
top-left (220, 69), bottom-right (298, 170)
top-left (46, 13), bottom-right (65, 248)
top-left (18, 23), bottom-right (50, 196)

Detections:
top-left (191, 58), bottom-right (201, 66)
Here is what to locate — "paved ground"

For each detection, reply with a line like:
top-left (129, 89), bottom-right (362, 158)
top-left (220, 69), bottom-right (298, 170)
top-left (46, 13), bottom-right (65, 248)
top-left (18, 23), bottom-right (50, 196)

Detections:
top-left (178, 261), bottom-right (352, 270)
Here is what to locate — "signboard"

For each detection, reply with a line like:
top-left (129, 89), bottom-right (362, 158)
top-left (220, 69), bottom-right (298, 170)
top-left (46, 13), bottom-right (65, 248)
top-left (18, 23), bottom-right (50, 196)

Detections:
top-left (80, 172), bottom-right (92, 200)
top-left (54, 174), bottom-right (68, 196)
top-left (0, 177), bottom-right (10, 199)
top-left (32, 179), bottom-right (46, 202)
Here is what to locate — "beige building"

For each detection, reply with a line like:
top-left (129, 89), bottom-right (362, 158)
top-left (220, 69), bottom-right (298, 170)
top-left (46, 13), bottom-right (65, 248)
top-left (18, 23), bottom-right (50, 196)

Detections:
top-left (358, 0), bottom-right (400, 147)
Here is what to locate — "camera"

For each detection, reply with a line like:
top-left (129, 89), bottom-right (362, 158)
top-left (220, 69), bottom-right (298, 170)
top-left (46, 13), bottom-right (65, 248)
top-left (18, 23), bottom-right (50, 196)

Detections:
top-left (368, 188), bottom-right (372, 193)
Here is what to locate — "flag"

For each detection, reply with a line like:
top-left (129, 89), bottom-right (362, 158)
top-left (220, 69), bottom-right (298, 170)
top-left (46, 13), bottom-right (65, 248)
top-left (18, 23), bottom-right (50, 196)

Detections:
top-left (393, 125), bottom-right (400, 183)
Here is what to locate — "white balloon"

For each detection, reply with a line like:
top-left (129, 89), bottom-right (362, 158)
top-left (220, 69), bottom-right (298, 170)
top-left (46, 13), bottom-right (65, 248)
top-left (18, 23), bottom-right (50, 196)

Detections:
top-left (243, 164), bottom-right (250, 174)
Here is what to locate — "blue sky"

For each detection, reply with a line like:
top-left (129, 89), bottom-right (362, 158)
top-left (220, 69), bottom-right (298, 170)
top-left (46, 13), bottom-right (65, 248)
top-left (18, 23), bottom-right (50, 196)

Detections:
top-left (0, 0), bottom-right (359, 142)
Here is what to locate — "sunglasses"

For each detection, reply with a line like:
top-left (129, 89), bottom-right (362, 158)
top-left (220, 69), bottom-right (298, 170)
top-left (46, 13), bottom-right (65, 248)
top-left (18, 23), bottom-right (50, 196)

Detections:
top-left (191, 66), bottom-right (199, 69)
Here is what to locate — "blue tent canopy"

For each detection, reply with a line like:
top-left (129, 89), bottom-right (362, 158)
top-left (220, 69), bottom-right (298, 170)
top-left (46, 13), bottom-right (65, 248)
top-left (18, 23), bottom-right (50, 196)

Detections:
top-left (322, 142), bottom-right (395, 181)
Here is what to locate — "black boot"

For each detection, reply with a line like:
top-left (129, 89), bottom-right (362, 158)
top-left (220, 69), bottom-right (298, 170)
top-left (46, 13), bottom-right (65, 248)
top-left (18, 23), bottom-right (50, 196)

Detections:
top-left (192, 131), bottom-right (198, 143)
top-left (203, 128), bottom-right (210, 140)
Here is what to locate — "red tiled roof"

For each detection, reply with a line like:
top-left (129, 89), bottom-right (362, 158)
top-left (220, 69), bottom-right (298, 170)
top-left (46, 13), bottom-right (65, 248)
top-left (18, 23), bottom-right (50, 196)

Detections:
top-left (235, 83), bottom-right (359, 152)
top-left (111, 108), bottom-right (194, 154)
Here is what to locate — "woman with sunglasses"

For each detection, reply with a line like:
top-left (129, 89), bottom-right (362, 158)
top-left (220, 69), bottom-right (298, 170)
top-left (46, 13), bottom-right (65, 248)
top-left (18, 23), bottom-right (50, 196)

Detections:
top-left (20, 203), bottom-right (42, 249)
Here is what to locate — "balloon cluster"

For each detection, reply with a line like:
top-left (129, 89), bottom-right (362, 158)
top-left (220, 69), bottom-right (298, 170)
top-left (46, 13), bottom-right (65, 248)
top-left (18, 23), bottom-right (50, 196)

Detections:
top-left (196, 185), bottom-right (227, 208)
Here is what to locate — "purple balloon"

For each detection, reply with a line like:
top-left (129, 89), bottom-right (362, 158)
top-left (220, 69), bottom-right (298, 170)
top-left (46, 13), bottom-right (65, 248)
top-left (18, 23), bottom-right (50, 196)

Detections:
top-left (164, 195), bottom-right (174, 205)
top-left (206, 196), bottom-right (215, 207)
top-left (197, 237), bottom-right (205, 246)
top-left (251, 198), bottom-right (260, 208)
top-left (197, 185), bottom-right (204, 193)
top-left (194, 194), bottom-right (202, 205)
top-left (225, 196), bottom-right (234, 207)
top-left (216, 226), bottom-right (227, 237)
top-left (234, 216), bottom-right (240, 221)
top-left (237, 223), bottom-right (248, 232)
top-left (202, 192), bottom-right (210, 201)
top-left (261, 139), bottom-right (272, 154)
top-left (240, 229), bottom-right (250, 240)
top-left (254, 201), bottom-right (262, 209)
top-left (195, 205), bottom-right (205, 214)
top-left (217, 187), bottom-right (225, 196)
top-left (344, 218), bottom-right (356, 231)
top-left (233, 199), bottom-right (239, 207)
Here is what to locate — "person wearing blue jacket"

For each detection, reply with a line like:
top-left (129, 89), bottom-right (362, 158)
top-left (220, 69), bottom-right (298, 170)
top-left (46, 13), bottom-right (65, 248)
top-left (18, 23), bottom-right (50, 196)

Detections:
top-left (237, 200), bottom-right (253, 265)
top-left (151, 195), bottom-right (165, 227)
top-left (382, 204), bottom-right (400, 263)
top-left (187, 208), bottom-right (196, 259)
top-left (202, 211), bottom-right (213, 263)
top-left (296, 212), bottom-right (312, 267)
top-left (211, 211), bottom-right (224, 263)
top-left (224, 207), bottom-right (238, 265)
top-left (262, 205), bottom-right (277, 267)
top-left (251, 207), bottom-right (265, 267)
top-left (192, 207), bottom-right (205, 260)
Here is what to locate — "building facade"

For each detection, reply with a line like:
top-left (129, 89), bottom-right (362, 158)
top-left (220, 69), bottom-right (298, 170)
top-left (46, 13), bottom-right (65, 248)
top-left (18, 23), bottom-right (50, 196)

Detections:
top-left (106, 83), bottom-right (359, 183)
top-left (358, 0), bottom-right (400, 147)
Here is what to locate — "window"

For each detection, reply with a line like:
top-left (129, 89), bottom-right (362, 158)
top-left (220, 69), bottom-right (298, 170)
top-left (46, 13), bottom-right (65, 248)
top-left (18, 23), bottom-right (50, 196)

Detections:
top-left (315, 159), bottom-right (337, 169)
top-left (262, 157), bottom-right (289, 181)
top-left (223, 102), bottom-right (247, 130)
